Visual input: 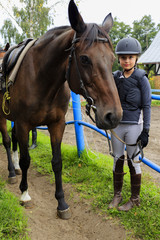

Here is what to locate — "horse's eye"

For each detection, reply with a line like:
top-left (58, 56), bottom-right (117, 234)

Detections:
top-left (80, 55), bottom-right (91, 65)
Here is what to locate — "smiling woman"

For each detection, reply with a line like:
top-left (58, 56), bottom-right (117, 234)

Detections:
top-left (109, 36), bottom-right (151, 212)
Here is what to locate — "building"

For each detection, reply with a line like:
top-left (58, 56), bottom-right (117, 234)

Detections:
top-left (137, 31), bottom-right (160, 75)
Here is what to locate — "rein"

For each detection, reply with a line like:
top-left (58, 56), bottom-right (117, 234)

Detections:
top-left (65, 33), bottom-right (108, 122)
top-left (105, 129), bottom-right (143, 163)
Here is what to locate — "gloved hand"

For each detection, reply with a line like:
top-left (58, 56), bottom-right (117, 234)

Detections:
top-left (137, 129), bottom-right (149, 148)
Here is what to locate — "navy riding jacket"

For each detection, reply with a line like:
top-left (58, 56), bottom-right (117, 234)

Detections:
top-left (113, 68), bottom-right (151, 130)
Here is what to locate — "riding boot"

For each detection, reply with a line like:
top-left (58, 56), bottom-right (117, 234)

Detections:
top-left (118, 174), bottom-right (141, 211)
top-left (108, 172), bottom-right (125, 209)
top-left (29, 129), bottom-right (37, 149)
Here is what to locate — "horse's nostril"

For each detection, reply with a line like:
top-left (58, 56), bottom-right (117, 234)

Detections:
top-left (105, 112), bottom-right (113, 124)
top-left (105, 112), bottom-right (120, 128)
top-left (95, 111), bottom-right (121, 130)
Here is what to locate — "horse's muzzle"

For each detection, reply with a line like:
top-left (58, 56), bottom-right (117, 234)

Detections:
top-left (95, 110), bottom-right (122, 130)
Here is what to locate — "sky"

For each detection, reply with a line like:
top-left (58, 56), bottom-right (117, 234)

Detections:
top-left (53, 0), bottom-right (160, 27)
top-left (0, 0), bottom-right (160, 44)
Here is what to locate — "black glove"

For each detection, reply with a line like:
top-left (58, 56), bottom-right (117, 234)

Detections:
top-left (137, 128), bottom-right (149, 148)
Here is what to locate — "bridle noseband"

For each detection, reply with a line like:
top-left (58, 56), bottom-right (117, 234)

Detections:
top-left (65, 33), bottom-right (108, 123)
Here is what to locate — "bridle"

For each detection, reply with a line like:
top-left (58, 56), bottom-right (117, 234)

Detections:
top-left (65, 33), bottom-right (143, 162)
top-left (65, 33), bottom-right (109, 122)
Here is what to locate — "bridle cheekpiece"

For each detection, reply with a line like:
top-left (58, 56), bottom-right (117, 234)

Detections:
top-left (65, 33), bottom-right (108, 123)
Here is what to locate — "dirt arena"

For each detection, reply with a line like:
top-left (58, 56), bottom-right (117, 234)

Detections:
top-left (0, 105), bottom-right (159, 239)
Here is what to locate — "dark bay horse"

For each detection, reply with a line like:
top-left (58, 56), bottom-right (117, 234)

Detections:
top-left (0, 0), bottom-right (122, 219)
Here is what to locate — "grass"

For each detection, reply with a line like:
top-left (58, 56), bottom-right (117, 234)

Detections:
top-left (151, 100), bottom-right (160, 106)
top-left (1, 118), bottom-right (159, 239)
top-left (29, 130), bottom-right (160, 240)
top-left (0, 177), bottom-right (29, 240)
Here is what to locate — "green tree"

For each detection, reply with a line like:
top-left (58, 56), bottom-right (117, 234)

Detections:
top-left (0, 0), bottom-right (53, 44)
top-left (132, 15), bottom-right (157, 52)
top-left (110, 17), bottom-right (132, 50)
top-left (157, 23), bottom-right (160, 31)
top-left (110, 17), bottom-right (132, 71)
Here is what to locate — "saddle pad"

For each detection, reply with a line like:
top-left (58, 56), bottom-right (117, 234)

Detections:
top-left (6, 45), bottom-right (25, 74)
top-left (6, 38), bottom-right (34, 75)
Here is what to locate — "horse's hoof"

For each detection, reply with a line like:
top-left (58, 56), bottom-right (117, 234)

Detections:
top-left (8, 176), bottom-right (17, 184)
top-left (57, 207), bottom-right (71, 220)
top-left (15, 169), bottom-right (21, 175)
top-left (20, 200), bottom-right (34, 209)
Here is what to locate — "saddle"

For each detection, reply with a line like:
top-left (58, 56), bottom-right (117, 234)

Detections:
top-left (1, 38), bottom-right (36, 91)
top-left (2, 38), bottom-right (33, 78)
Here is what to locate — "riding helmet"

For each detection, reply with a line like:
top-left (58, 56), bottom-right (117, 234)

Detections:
top-left (115, 37), bottom-right (142, 55)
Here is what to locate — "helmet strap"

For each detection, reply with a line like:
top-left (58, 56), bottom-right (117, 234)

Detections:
top-left (124, 65), bottom-right (135, 72)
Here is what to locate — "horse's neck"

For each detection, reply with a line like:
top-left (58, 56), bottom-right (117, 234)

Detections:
top-left (37, 29), bottom-right (74, 79)
top-left (33, 30), bottom-right (74, 94)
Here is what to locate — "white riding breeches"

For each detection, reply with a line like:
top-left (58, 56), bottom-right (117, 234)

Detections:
top-left (111, 123), bottom-right (143, 174)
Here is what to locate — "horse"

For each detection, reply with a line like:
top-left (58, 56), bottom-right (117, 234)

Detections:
top-left (0, 0), bottom-right (122, 219)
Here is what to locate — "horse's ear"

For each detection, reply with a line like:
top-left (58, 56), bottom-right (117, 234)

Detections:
top-left (4, 43), bottom-right (10, 51)
top-left (102, 13), bottom-right (113, 33)
top-left (68, 0), bottom-right (86, 33)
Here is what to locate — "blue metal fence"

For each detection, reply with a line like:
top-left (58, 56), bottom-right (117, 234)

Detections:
top-left (65, 91), bottom-right (160, 173)
top-left (12, 90), bottom-right (160, 173)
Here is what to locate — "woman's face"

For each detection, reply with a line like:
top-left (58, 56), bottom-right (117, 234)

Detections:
top-left (119, 55), bottom-right (137, 71)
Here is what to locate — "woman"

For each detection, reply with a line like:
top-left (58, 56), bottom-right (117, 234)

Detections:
top-left (108, 37), bottom-right (151, 211)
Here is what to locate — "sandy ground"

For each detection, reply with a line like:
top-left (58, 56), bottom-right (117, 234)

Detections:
top-left (0, 106), bottom-right (159, 239)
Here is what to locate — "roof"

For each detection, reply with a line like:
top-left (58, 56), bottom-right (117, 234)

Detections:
top-left (137, 31), bottom-right (160, 64)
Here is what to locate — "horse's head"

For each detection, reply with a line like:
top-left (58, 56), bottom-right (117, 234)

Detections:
top-left (67, 0), bottom-right (122, 130)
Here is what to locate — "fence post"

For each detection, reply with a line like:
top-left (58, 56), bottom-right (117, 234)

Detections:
top-left (71, 91), bottom-right (85, 157)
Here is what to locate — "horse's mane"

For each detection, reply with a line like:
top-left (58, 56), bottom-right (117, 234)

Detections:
top-left (46, 26), bottom-right (71, 37)
top-left (80, 23), bottom-right (113, 50)
top-left (38, 24), bottom-right (113, 50)
top-left (38, 26), bottom-right (71, 44)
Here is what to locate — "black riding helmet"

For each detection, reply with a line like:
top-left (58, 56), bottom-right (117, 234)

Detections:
top-left (115, 37), bottom-right (142, 55)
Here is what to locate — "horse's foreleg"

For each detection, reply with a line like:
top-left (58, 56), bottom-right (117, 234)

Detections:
top-left (0, 118), bottom-right (17, 184)
top-left (19, 144), bottom-right (32, 208)
top-left (16, 124), bottom-right (32, 208)
top-left (48, 122), bottom-right (71, 220)
top-left (11, 125), bottom-right (21, 175)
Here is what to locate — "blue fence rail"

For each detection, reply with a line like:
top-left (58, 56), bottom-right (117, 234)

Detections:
top-left (14, 90), bottom-right (160, 173)
top-left (151, 89), bottom-right (160, 100)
